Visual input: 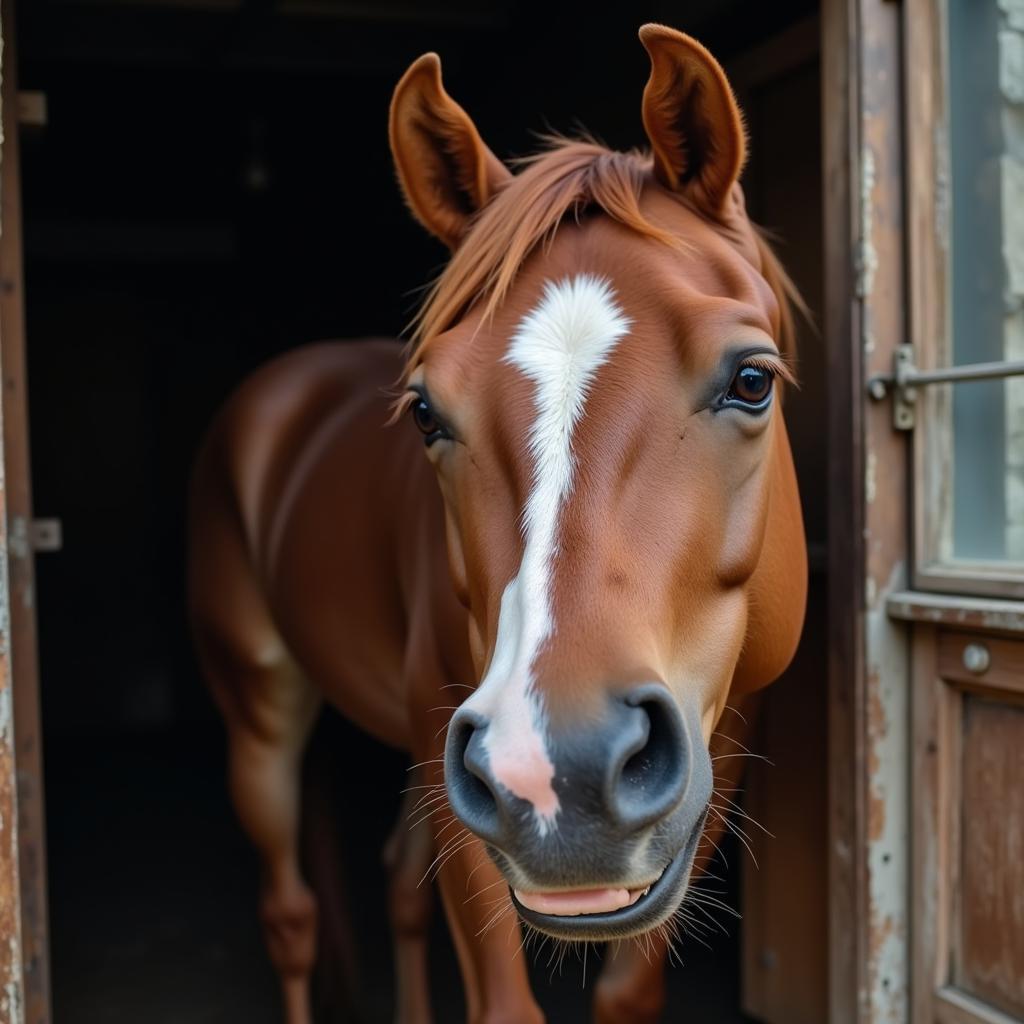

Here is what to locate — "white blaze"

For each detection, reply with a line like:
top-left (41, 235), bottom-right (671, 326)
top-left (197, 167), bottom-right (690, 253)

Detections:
top-left (464, 274), bottom-right (631, 834)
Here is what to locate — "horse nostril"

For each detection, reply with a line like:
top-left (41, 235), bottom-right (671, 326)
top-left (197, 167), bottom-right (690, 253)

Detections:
top-left (444, 709), bottom-right (500, 839)
top-left (609, 684), bottom-right (688, 831)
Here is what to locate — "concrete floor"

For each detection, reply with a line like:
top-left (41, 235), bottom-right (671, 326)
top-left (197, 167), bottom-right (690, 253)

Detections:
top-left (46, 713), bottom-right (756, 1023)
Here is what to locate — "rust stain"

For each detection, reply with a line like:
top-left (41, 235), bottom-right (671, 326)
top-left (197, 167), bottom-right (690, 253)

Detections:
top-left (869, 913), bottom-right (894, 962)
top-left (866, 675), bottom-right (886, 777)
top-left (864, 562), bottom-right (909, 1022)
top-left (866, 914), bottom-right (902, 1019)
top-left (868, 791), bottom-right (887, 844)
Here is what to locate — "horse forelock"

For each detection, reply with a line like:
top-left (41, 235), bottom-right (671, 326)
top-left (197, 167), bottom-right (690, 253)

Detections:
top-left (403, 137), bottom-right (804, 380)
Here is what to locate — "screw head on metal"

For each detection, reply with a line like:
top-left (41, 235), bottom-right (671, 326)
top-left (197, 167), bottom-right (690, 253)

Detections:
top-left (962, 643), bottom-right (990, 675)
top-left (868, 377), bottom-right (888, 400)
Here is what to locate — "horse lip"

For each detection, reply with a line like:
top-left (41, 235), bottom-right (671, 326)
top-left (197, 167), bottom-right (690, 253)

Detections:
top-left (512, 869), bottom-right (664, 917)
top-left (506, 807), bottom-right (708, 939)
top-left (509, 850), bottom-right (684, 937)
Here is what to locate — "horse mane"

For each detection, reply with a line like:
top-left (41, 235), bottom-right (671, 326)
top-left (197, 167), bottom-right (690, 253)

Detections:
top-left (404, 137), bottom-right (806, 376)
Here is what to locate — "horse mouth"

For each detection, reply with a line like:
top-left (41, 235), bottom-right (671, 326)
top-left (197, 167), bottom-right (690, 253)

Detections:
top-left (513, 873), bottom-right (662, 917)
top-left (506, 810), bottom-right (706, 940)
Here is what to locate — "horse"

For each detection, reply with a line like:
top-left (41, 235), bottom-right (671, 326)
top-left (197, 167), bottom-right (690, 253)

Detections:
top-left (187, 23), bottom-right (807, 1024)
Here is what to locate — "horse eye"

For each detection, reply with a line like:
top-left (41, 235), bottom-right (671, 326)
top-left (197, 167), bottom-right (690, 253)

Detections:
top-left (726, 364), bottom-right (774, 407)
top-left (411, 397), bottom-right (448, 444)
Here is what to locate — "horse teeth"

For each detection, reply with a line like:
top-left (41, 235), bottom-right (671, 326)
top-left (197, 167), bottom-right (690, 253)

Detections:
top-left (640, 886), bottom-right (650, 898)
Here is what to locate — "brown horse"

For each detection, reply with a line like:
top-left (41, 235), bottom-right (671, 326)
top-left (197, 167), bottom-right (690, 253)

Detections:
top-left (188, 24), bottom-right (807, 1024)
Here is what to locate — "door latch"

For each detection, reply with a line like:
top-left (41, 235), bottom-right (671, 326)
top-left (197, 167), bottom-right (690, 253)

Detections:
top-left (867, 344), bottom-right (1024, 430)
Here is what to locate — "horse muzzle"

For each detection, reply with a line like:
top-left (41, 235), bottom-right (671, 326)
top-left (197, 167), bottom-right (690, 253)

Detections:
top-left (444, 684), bottom-right (713, 939)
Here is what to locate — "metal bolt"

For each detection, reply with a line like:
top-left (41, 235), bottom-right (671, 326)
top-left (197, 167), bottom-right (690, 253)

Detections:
top-left (962, 643), bottom-right (990, 675)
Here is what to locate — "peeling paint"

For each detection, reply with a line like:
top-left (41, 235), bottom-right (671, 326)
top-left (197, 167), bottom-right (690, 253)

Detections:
top-left (866, 449), bottom-right (878, 504)
top-left (6, 520), bottom-right (25, 564)
top-left (857, 145), bottom-right (879, 299)
top-left (887, 591), bottom-right (1024, 633)
top-left (2, 937), bottom-right (17, 1024)
top-left (865, 561), bottom-right (910, 1023)
top-left (0, 688), bottom-right (9, 747)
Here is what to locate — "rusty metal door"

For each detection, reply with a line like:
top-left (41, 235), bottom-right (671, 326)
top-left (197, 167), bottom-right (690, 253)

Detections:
top-left (825, 0), bottom-right (1024, 1021)
top-left (0, 0), bottom-right (52, 1021)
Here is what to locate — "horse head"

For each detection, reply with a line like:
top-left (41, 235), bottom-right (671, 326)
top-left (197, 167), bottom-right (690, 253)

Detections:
top-left (389, 25), bottom-right (807, 941)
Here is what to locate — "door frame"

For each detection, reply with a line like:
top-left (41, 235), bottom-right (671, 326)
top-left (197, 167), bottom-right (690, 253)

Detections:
top-left (0, 3), bottom-right (28, 1020)
top-left (824, 0), bottom-right (913, 1020)
top-left (0, 0), bottom-right (51, 1020)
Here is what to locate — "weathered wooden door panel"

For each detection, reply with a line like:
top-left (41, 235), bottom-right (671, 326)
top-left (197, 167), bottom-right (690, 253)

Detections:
top-left (914, 628), bottom-right (1024, 1024)
top-left (872, 0), bottom-right (1024, 1015)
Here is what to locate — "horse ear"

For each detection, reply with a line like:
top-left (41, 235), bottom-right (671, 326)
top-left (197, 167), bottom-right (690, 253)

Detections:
top-left (389, 53), bottom-right (512, 249)
top-left (638, 24), bottom-right (747, 217)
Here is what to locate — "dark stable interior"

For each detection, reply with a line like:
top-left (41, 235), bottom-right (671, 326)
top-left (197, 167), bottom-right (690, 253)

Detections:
top-left (19, 0), bottom-right (820, 1020)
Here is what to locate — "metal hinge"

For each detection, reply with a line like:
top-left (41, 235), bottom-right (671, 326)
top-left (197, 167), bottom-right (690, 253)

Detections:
top-left (18, 91), bottom-right (48, 129)
top-left (31, 519), bottom-right (62, 552)
top-left (867, 344), bottom-right (1024, 430)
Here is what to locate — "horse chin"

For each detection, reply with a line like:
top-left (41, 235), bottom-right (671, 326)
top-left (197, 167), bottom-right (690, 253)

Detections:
top-left (504, 806), bottom-right (709, 942)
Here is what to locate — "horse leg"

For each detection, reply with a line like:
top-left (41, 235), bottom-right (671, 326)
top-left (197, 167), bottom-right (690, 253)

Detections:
top-left (405, 732), bottom-right (542, 1024)
top-left (592, 694), bottom-right (762, 1024)
top-left (382, 770), bottom-right (435, 1024)
top-left (592, 933), bottom-right (668, 1024)
top-left (202, 640), bottom-right (322, 1024)
top-left (403, 630), bottom-right (542, 1024)
top-left (432, 825), bottom-right (544, 1024)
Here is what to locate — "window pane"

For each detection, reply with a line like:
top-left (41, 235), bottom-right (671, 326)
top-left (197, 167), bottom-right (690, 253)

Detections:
top-left (946, 0), bottom-right (1024, 564)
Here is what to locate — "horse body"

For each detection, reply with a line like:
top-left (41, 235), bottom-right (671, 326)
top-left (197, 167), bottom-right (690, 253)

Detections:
top-left (188, 24), bottom-right (809, 1024)
top-left (190, 339), bottom-right (467, 752)
top-left (190, 339), bottom-right (479, 1023)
